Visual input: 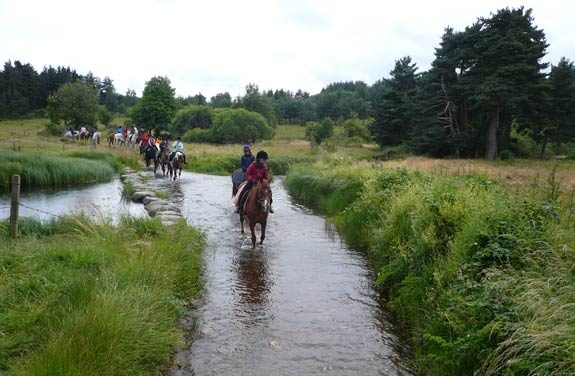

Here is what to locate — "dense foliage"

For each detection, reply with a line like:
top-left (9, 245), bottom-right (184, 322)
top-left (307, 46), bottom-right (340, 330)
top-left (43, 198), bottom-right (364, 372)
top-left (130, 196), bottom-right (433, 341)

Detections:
top-left (171, 105), bottom-right (215, 135)
top-left (285, 163), bottom-right (575, 375)
top-left (0, 61), bottom-right (139, 118)
top-left (183, 108), bottom-right (273, 144)
top-left (46, 81), bottom-right (99, 127)
top-left (130, 76), bottom-right (177, 130)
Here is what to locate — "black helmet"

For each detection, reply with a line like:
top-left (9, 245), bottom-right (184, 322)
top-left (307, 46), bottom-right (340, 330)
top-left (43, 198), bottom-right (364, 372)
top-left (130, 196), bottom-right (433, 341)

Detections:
top-left (256, 150), bottom-right (268, 160)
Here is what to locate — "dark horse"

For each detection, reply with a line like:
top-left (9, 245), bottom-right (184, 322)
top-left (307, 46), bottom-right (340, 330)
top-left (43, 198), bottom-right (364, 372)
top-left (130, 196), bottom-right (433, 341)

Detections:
top-left (231, 168), bottom-right (245, 197)
top-left (240, 180), bottom-right (272, 248)
top-left (169, 152), bottom-right (184, 180)
top-left (144, 145), bottom-right (157, 168)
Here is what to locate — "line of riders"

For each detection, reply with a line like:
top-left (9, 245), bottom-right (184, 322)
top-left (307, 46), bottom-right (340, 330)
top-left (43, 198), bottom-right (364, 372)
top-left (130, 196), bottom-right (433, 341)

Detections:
top-left (64, 125), bottom-right (273, 214)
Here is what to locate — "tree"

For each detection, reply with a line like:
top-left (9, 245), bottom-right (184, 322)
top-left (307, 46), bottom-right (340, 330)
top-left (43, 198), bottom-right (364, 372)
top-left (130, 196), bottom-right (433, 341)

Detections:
top-left (370, 56), bottom-right (419, 147)
top-left (210, 92), bottom-right (232, 108)
top-left (235, 83), bottom-right (277, 126)
top-left (542, 57), bottom-right (575, 157)
top-left (194, 108), bottom-right (273, 144)
top-left (130, 76), bottom-right (177, 130)
top-left (171, 105), bottom-right (214, 135)
top-left (466, 7), bottom-right (548, 160)
top-left (305, 118), bottom-right (334, 145)
top-left (47, 81), bottom-right (99, 126)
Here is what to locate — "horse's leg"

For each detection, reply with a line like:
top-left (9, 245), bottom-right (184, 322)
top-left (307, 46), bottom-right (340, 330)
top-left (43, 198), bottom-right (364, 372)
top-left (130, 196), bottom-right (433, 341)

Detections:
top-left (249, 220), bottom-right (256, 248)
top-left (239, 213), bottom-right (245, 234)
top-left (260, 220), bottom-right (266, 245)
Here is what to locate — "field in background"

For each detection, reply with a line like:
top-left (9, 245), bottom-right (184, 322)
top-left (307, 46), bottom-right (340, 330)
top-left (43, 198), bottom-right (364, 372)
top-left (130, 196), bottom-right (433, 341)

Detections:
top-left (0, 119), bottom-right (573, 192)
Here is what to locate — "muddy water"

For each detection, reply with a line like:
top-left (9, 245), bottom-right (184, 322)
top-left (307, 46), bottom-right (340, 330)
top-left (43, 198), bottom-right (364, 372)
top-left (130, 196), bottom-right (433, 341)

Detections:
top-left (0, 178), bottom-right (146, 222)
top-left (148, 172), bottom-right (412, 376)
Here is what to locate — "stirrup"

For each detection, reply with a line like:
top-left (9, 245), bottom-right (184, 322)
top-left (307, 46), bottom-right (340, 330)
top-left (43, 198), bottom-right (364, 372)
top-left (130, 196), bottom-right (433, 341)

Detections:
top-left (269, 206), bottom-right (274, 213)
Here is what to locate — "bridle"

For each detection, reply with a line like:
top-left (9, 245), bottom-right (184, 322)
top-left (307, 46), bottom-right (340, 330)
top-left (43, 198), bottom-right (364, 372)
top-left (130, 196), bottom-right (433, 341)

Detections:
top-left (256, 184), bottom-right (271, 212)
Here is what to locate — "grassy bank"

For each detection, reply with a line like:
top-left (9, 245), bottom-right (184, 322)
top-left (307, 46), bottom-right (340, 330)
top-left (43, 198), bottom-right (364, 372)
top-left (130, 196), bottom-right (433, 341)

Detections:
top-left (0, 150), bottom-right (120, 189)
top-left (0, 215), bottom-right (204, 375)
top-left (285, 163), bottom-right (575, 375)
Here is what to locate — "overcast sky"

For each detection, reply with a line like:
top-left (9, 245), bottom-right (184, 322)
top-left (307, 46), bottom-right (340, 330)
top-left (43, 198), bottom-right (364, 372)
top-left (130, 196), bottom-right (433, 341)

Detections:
top-left (1, 0), bottom-right (574, 98)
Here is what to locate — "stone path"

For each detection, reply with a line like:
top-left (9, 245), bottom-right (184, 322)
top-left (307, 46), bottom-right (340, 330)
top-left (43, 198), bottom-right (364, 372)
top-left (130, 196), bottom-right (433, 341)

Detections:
top-left (120, 167), bottom-right (183, 226)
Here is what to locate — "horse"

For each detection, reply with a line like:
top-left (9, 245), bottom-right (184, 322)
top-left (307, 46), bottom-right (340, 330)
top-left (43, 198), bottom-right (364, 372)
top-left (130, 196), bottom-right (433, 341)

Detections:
top-left (231, 168), bottom-right (245, 197)
top-left (107, 133), bottom-right (116, 147)
top-left (155, 148), bottom-right (170, 175)
top-left (64, 130), bottom-right (80, 140)
top-left (128, 129), bottom-right (139, 149)
top-left (144, 145), bottom-right (158, 167)
top-left (169, 152), bottom-right (184, 181)
top-left (114, 133), bottom-right (127, 147)
top-left (240, 180), bottom-right (272, 248)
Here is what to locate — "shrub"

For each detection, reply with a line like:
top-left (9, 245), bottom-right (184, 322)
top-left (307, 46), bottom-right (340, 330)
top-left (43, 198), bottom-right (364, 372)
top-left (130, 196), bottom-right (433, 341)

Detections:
top-left (305, 118), bottom-right (334, 145)
top-left (343, 117), bottom-right (371, 141)
top-left (171, 105), bottom-right (214, 135)
top-left (208, 108), bottom-right (274, 144)
top-left (44, 122), bottom-right (66, 136)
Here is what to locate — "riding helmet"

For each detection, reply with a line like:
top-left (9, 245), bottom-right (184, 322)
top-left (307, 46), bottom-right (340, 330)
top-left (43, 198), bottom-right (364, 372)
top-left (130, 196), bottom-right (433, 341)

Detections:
top-left (243, 145), bottom-right (251, 152)
top-left (256, 150), bottom-right (268, 160)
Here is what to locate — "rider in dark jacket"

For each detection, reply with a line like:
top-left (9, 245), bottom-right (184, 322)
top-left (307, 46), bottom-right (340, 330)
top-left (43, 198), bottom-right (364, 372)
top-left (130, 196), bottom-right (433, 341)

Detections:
top-left (240, 145), bottom-right (255, 173)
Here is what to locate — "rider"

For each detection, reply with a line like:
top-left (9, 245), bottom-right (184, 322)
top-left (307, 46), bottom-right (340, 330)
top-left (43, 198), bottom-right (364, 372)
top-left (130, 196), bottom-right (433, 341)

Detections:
top-left (158, 135), bottom-right (169, 160)
top-left (240, 145), bottom-right (255, 173)
top-left (234, 150), bottom-right (273, 213)
top-left (170, 136), bottom-right (187, 164)
top-left (116, 125), bottom-right (122, 134)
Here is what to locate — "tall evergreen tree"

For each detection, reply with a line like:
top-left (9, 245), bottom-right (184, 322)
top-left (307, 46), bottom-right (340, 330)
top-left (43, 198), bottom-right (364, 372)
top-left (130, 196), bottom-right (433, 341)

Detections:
top-left (370, 56), bottom-right (419, 146)
top-left (466, 7), bottom-right (548, 160)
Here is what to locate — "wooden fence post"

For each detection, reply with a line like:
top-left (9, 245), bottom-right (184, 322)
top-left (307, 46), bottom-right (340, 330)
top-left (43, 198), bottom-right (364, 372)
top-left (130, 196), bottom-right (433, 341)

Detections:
top-left (10, 175), bottom-right (20, 238)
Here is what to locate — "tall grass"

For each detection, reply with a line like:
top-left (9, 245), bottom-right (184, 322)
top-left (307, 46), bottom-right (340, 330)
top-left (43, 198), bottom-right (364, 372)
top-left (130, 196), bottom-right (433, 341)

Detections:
top-left (188, 154), bottom-right (314, 176)
top-left (0, 215), bottom-right (204, 375)
top-left (0, 150), bottom-right (117, 189)
top-left (285, 163), bottom-right (575, 375)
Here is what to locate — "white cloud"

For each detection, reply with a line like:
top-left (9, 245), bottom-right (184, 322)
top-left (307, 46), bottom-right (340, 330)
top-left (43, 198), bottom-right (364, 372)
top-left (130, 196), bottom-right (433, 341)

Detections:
top-left (0, 0), bottom-right (573, 98)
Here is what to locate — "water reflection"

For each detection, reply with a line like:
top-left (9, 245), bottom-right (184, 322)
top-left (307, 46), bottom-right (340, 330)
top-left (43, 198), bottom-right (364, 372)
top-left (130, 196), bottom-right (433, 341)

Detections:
top-left (234, 248), bottom-right (270, 306)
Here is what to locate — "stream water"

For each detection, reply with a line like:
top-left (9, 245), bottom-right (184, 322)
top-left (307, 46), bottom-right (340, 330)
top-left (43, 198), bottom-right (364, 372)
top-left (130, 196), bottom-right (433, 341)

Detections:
top-left (147, 172), bottom-right (412, 376)
top-left (0, 178), bottom-right (146, 222)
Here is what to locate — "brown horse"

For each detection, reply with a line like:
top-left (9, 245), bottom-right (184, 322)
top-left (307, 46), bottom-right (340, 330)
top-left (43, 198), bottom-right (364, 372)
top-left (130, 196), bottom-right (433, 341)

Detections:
top-left (240, 180), bottom-right (272, 248)
top-left (169, 152), bottom-right (184, 180)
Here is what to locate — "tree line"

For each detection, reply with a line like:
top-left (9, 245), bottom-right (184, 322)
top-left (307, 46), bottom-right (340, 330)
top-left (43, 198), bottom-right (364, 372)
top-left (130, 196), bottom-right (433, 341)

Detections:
top-left (1, 7), bottom-right (574, 158)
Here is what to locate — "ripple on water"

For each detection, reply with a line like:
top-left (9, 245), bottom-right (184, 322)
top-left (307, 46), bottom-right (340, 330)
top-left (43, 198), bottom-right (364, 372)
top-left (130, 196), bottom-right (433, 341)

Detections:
top-left (166, 172), bottom-right (412, 376)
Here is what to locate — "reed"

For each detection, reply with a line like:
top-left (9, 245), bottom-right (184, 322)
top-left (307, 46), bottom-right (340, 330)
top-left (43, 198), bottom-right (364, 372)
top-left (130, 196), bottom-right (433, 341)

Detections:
top-left (0, 150), bottom-right (117, 189)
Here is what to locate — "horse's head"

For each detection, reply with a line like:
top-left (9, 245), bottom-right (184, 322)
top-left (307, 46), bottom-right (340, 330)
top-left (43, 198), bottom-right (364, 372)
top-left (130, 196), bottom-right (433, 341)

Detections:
top-left (256, 180), bottom-right (272, 213)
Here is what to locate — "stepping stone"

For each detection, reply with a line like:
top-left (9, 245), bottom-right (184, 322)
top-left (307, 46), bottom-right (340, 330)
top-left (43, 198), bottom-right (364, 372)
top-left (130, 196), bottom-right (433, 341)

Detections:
top-left (131, 191), bottom-right (156, 202)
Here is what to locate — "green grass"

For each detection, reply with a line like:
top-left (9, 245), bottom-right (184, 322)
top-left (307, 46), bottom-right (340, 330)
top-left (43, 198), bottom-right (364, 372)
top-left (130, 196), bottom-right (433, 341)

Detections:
top-left (0, 150), bottom-right (118, 190)
top-left (285, 163), bottom-right (575, 375)
top-left (0, 215), bottom-right (204, 375)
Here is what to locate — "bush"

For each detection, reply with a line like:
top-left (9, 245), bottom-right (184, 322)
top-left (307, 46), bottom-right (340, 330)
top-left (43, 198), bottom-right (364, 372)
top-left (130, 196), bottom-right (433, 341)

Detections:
top-left (44, 122), bottom-right (66, 136)
top-left (343, 118), bottom-right (371, 141)
top-left (171, 105), bottom-right (214, 135)
top-left (305, 118), bottom-right (334, 145)
top-left (183, 128), bottom-right (213, 143)
top-left (208, 108), bottom-right (274, 144)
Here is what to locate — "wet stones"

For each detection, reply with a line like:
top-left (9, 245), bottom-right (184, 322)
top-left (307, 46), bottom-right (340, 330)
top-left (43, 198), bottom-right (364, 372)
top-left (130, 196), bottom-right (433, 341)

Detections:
top-left (120, 167), bottom-right (184, 226)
